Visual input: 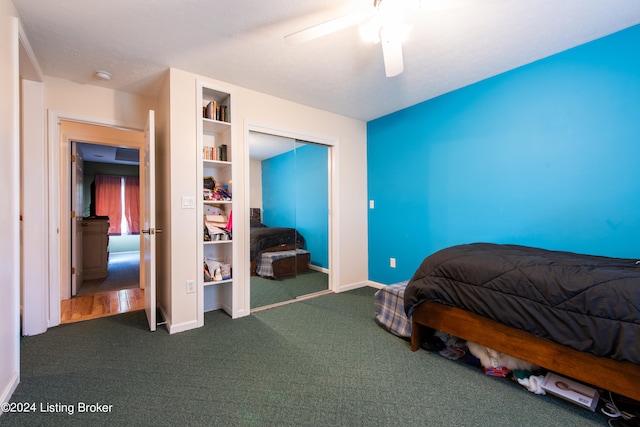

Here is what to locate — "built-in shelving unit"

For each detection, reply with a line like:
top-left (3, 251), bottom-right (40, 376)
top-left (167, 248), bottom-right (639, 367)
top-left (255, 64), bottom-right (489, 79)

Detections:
top-left (196, 82), bottom-right (235, 324)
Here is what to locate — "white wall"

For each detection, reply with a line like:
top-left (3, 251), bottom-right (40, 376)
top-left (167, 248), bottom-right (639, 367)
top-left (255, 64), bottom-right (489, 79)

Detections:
top-left (163, 68), bottom-right (368, 331)
top-left (26, 67), bottom-right (366, 337)
top-left (157, 69), bottom-right (201, 330)
top-left (0, 0), bottom-right (21, 408)
top-left (249, 159), bottom-right (263, 210)
top-left (44, 77), bottom-right (158, 317)
top-left (45, 77), bottom-right (157, 128)
top-left (155, 71), bottom-right (172, 323)
top-left (21, 79), bottom-right (47, 336)
top-left (236, 83), bottom-right (369, 289)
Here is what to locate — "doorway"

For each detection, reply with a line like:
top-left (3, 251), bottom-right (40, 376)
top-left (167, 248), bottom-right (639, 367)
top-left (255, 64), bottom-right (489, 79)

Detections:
top-left (73, 142), bottom-right (141, 297)
top-left (248, 130), bottom-right (332, 310)
top-left (57, 121), bottom-right (146, 323)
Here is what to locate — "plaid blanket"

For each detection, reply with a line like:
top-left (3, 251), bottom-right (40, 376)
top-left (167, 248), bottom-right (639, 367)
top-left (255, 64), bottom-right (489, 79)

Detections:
top-left (374, 281), bottom-right (411, 338)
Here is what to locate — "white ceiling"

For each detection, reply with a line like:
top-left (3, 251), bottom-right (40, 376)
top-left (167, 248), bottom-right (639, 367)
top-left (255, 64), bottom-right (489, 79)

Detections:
top-left (249, 132), bottom-right (298, 161)
top-left (76, 142), bottom-right (139, 165)
top-left (14, 0), bottom-right (640, 122)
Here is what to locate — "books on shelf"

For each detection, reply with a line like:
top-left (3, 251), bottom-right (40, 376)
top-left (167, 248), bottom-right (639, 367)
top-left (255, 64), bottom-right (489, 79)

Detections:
top-left (204, 100), bottom-right (216, 120)
top-left (218, 144), bottom-right (227, 161)
top-left (203, 145), bottom-right (228, 162)
top-left (203, 146), bottom-right (216, 160)
top-left (203, 101), bottom-right (230, 123)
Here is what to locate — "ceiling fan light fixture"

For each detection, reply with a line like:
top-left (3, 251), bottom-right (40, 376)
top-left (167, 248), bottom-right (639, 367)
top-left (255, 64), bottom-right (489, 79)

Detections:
top-left (378, 0), bottom-right (408, 23)
top-left (382, 22), bottom-right (412, 44)
top-left (359, 15), bottom-right (382, 43)
top-left (380, 0), bottom-right (411, 39)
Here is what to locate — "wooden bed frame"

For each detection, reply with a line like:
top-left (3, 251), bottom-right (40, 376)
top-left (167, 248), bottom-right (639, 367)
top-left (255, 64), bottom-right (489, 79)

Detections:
top-left (410, 301), bottom-right (640, 402)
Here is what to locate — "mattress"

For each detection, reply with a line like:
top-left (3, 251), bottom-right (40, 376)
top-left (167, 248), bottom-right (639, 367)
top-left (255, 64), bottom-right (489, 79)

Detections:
top-left (404, 243), bottom-right (640, 364)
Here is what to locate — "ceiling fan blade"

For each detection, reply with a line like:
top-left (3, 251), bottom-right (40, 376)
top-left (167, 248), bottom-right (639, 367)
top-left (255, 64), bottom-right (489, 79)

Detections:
top-left (285, 8), bottom-right (374, 44)
top-left (381, 31), bottom-right (404, 77)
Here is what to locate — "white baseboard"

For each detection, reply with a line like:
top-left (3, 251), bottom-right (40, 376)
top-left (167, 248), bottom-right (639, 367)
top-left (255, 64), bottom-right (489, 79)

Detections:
top-left (336, 280), bottom-right (379, 293)
top-left (0, 371), bottom-right (19, 415)
top-left (166, 318), bottom-right (200, 334)
top-left (157, 305), bottom-right (201, 334)
top-left (308, 264), bottom-right (329, 274)
top-left (204, 299), bottom-right (222, 313)
top-left (365, 281), bottom-right (385, 289)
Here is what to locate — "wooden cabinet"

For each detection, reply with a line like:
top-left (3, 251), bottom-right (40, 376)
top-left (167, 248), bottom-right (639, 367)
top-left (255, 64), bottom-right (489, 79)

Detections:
top-left (82, 218), bottom-right (109, 280)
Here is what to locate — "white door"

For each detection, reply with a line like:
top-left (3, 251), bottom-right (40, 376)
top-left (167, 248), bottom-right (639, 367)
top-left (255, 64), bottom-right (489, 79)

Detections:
top-left (71, 143), bottom-right (84, 296)
top-left (142, 110), bottom-right (157, 331)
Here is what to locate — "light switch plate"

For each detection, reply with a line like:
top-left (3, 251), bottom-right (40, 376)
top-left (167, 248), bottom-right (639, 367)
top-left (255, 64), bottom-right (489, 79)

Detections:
top-left (186, 280), bottom-right (195, 294)
top-left (181, 196), bottom-right (195, 209)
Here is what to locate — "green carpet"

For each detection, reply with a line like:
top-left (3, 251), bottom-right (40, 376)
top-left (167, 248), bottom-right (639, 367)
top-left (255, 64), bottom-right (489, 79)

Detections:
top-left (250, 270), bottom-right (328, 309)
top-left (4, 287), bottom-right (607, 426)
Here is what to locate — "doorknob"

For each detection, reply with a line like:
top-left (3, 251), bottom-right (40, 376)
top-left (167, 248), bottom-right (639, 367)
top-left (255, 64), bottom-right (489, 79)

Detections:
top-left (142, 228), bottom-right (162, 235)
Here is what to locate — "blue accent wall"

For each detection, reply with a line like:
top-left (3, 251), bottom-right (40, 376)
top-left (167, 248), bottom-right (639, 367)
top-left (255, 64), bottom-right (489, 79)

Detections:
top-left (367, 25), bottom-right (640, 284)
top-left (263, 150), bottom-right (295, 227)
top-left (262, 144), bottom-right (329, 268)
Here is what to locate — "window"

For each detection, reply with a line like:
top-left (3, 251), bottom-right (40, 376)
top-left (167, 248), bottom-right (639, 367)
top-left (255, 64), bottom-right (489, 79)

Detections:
top-left (95, 175), bottom-right (140, 235)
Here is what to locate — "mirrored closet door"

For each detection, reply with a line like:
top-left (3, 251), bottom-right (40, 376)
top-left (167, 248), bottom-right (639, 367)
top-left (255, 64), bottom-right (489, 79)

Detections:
top-left (248, 131), bottom-right (330, 310)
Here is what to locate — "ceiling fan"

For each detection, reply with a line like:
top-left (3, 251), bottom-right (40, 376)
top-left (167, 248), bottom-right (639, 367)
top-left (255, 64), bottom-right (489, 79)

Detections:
top-left (285, 0), bottom-right (415, 77)
top-left (285, 0), bottom-right (496, 77)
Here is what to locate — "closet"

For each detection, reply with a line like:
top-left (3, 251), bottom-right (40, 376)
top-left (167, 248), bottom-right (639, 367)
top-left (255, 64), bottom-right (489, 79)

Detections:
top-left (248, 131), bottom-right (330, 309)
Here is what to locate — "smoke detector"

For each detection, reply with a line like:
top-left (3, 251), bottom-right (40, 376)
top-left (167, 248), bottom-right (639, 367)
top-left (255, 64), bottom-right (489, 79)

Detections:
top-left (95, 70), bottom-right (112, 81)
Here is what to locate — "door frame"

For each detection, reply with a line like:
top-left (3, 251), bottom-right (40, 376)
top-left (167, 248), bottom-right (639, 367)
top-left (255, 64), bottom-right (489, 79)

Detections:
top-left (244, 122), bottom-right (340, 310)
top-left (47, 110), bottom-right (144, 327)
top-left (70, 141), bottom-right (83, 297)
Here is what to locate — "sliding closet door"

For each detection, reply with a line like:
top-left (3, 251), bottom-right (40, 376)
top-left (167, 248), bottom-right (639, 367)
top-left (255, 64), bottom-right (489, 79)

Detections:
top-left (248, 132), bottom-right (329, 310)
top-left (259, 136), bottom-right (298, 278)
top-left (291, 142), bottom-right (329, 275)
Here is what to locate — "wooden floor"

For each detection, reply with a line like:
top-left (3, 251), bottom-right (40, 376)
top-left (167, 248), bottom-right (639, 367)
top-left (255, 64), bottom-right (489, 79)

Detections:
top-left (60, 288), bottom-right (145, 324)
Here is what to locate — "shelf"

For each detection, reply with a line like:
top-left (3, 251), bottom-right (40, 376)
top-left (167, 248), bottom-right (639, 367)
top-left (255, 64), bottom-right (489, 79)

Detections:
top-left (204, 239), bottom-right (232, 245)
top-left (203, 199), bottom-right (232, 205)
top-left (204, 278), bottom-right (232, 287)
top-left (203, 159), bottom-right (231, 167)
top-left (203, 118), bottom-right (231, 134)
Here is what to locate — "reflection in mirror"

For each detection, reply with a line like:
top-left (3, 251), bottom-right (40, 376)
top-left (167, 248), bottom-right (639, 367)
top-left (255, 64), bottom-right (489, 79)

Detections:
top-left (249, 131), bottom-right (329, 310)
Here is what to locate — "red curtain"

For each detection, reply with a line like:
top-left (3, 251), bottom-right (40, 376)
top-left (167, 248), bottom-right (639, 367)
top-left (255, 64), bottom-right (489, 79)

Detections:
top-left (124, 176), bottom-right (140, 234)
top-left (95, 175), bottom-right (122, 235)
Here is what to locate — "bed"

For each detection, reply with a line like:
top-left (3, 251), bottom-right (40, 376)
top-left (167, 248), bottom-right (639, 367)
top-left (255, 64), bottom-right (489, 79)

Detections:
top-left (249, 208), bottom-right (308, 278)
top-left (404, 243), bottom-right (640, 402)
